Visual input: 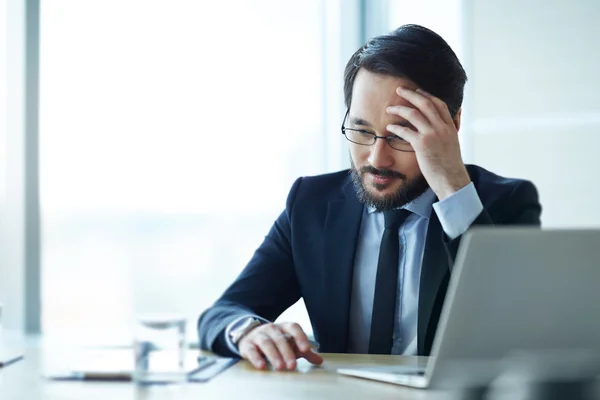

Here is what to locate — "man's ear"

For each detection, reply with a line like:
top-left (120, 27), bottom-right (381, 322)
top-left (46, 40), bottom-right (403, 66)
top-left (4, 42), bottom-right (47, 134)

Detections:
top-left (453, 108), bottom-right (462, 131)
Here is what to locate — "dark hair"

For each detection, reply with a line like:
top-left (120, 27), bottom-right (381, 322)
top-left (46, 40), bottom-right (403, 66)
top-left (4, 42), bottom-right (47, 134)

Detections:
top-left (343, 24), bottom-right (467, 117)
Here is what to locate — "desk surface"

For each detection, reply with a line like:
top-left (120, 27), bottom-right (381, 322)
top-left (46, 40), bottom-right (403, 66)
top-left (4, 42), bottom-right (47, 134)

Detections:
top-left (0, 337), bottom-right (455, 400)
top-left (5, 338), bottom-right (600, 400)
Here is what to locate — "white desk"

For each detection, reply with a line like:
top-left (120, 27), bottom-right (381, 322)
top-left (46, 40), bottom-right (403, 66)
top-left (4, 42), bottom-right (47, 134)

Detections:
top-left (0, 335), bottom-right (454, 400)
top-left (3, 335), bottom-right (600, 400)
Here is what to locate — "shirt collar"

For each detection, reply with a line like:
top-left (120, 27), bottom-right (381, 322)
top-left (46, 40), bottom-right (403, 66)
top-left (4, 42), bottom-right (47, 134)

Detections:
top-left (367, 188), bottom-right (436, 219)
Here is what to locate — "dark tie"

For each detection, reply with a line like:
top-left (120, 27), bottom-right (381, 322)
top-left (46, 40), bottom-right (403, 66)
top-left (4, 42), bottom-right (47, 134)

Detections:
top-left (368, 209), bottom-right (412, 354)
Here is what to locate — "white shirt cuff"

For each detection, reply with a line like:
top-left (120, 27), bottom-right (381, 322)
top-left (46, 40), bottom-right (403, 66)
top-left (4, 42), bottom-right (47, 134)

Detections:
top-left (432, 182), bottom-right (484, 240)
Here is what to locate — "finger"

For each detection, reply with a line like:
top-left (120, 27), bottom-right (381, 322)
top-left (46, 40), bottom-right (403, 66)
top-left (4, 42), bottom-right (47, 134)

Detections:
top-left (386, 124), bottom-right (419, 144)
top-left (265, 327), bottom-right (298, 370)
top-left (395, 87), bottom-right (446, 127)
top-left (386, 104), bottom-right (432, 134)
top-left (254, 332), bottom-right (286, 370)
top-left (301, 349), bottom-right (324, 365)
top-left (239, 342), bottom-right (267, 370)
top-left (280, 322), bottom-right (311, 353)
top-left (415, 88), bottom-right (454, 125)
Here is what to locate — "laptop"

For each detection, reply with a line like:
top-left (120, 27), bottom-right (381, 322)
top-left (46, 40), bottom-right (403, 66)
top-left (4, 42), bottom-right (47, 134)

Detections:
top-left (337, 228), bottom-right (600, 389)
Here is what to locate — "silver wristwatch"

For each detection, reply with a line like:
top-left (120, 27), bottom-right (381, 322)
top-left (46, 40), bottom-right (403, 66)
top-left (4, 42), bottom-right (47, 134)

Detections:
top-left (229, 317), bottom-right (262, 345)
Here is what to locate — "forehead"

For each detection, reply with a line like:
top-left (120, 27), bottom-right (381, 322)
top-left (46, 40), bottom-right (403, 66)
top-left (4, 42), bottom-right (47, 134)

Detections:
top-left (349, 69), bottom-right (418, 114)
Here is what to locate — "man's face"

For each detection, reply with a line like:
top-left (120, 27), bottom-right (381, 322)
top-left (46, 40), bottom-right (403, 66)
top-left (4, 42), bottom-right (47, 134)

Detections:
top-left (348, 69), bottom-right (429, 211)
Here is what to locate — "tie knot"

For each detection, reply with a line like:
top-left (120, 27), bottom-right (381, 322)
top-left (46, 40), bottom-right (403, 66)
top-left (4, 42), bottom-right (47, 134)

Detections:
top-left (383, 209), bottom-right (411, 230)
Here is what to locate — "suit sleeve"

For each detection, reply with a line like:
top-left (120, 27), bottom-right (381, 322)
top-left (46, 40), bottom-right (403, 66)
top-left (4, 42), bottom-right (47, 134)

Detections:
top-left (197, 178), bottom-right (303, 356)
top-left (442, 180), bottom-right (542, 266)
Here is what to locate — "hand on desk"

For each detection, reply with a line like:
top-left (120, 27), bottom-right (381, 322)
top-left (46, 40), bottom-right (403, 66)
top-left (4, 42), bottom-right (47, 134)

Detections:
top-left (238, 322), bottom-right (323, 371)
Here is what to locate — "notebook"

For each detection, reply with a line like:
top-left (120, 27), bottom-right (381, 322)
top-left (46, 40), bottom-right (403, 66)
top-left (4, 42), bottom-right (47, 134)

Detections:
top-left (44, 348), bottom-right (236, 382)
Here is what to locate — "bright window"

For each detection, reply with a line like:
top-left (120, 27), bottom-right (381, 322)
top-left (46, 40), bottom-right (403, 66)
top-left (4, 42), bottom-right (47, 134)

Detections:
top-left (40, 0), bottom-right (328, 344)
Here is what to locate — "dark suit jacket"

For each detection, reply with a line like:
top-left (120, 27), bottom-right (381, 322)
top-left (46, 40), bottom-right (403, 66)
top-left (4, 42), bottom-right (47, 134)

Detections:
top-left (198, 164), bottom-right (542, 356)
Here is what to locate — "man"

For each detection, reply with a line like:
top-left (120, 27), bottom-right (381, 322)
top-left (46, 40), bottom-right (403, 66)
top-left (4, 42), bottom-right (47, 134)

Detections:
top-left (197, 24), bottom-right (542, 371)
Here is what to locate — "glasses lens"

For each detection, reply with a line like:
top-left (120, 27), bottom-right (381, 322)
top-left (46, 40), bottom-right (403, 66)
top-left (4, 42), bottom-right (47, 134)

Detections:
top-left (344, 129), bottom-right (374, 145)
top-left (388, 137), bottom-right (414, 152)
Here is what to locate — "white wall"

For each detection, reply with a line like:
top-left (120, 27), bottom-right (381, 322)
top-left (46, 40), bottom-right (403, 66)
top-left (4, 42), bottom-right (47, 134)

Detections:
top-left (463, 0), bottom-right (600, 228)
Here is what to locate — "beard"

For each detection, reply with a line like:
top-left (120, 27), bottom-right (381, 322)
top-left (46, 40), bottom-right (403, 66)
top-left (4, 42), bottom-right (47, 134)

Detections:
top-left (350, 161), bottom-right (430, 212)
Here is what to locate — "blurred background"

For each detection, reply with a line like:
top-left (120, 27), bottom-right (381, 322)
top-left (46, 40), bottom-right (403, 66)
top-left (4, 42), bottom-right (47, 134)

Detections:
top-left (0, 0), bottom-right (598, 345)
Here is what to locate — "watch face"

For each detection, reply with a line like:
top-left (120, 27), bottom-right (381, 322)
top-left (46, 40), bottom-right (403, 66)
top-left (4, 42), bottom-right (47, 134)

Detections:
top-left (231, 318), bottom-right (261, 344)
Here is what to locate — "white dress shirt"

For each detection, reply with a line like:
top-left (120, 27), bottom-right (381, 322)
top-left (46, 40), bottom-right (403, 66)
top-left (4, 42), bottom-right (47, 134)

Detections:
top-left (348, 183), bottom-right (483, 354)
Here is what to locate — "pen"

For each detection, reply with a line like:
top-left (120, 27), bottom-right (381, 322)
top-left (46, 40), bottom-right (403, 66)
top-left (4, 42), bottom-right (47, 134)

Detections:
top-left (0, 355), bottom-right (24, 368)
top-left (47, 372), bottom-right (131, 381)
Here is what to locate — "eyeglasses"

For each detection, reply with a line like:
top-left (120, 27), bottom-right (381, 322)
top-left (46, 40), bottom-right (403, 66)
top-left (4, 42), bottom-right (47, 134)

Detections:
top-left (340, 109), bottom-right (414, 152)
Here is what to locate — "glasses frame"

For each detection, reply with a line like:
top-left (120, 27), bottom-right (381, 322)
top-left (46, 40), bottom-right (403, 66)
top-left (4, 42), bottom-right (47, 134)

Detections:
top-left (340, 109), bottom-right (415, 153)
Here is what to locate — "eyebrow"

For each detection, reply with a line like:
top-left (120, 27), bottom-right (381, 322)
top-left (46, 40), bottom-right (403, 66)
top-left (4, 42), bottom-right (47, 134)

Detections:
top-left (349, 116), bottom-right (415, 129)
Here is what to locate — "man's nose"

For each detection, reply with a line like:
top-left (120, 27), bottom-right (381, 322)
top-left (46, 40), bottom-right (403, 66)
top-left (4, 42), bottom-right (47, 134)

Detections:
top-left (367, 138), bottom-right (395, 169)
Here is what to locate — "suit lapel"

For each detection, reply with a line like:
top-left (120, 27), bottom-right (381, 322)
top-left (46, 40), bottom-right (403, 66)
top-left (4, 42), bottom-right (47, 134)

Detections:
top-left (417, 211), bottom-right (450, 354)
top-left (321, 178), bottom-right (363, 353)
